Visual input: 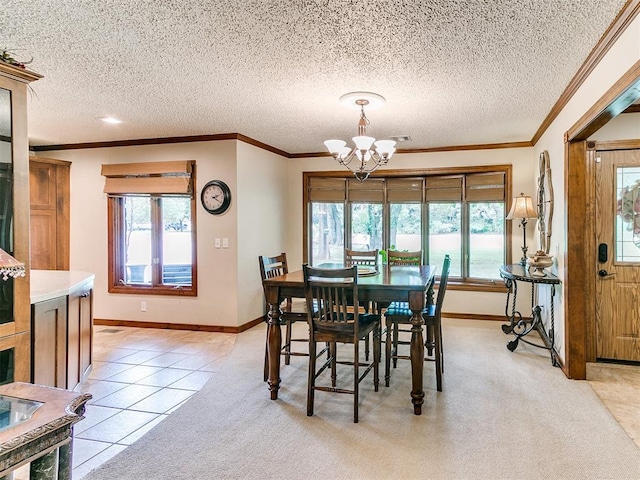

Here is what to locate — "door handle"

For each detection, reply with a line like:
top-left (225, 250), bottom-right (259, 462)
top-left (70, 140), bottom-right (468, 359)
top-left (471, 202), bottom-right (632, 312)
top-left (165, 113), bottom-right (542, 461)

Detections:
top-left (598, 269), bottom-right (616, 278)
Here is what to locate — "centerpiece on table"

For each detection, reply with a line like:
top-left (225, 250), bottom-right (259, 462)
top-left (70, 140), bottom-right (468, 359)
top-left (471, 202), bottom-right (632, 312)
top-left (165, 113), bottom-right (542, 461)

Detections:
top-left (526, 250), bottom-right (553, 277)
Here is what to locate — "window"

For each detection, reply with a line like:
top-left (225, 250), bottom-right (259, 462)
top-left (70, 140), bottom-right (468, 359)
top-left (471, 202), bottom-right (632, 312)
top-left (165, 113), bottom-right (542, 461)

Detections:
top-left (103, 161), bottom-right (197, 296)
top-left (305, 167), bottom-right (510, 285)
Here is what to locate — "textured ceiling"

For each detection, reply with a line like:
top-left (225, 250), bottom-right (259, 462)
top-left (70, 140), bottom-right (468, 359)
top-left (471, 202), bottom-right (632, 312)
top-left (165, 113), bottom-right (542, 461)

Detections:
top-left (1, 0), bottom-right (628, 154)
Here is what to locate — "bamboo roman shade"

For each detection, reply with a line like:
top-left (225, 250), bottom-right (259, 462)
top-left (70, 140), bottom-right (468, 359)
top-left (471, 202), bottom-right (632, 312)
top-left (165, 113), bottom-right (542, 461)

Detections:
top-left (387, 178), bottom-right (423, 202)
top-left (348, 178), bottom-right (384, 202)
top-left (425, 176), bottom-right (463, 201)
top-left (465, 172), bottom-right (505, 201)
top-left (308, 177), bottom-right (346, 201)
top-left (101, 160), bottom-right (195, 195)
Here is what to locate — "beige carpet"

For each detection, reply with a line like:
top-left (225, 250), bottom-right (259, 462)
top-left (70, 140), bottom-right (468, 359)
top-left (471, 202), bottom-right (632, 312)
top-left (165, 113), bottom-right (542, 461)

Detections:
top-left (84, 319), bottom-right (640, 479)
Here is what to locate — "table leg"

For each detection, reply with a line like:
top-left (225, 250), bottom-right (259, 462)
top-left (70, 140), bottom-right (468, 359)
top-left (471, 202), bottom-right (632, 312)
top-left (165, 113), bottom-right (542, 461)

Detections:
top-left (408, 290), bottom-right (425, 415)
top-left (265, 286), bottom-right (283, 400)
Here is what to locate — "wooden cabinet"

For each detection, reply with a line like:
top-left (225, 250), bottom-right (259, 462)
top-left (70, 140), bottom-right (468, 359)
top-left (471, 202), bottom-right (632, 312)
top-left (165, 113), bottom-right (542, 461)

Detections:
top-left (31, 277), bottom-right (93, 390)
top-left (0, 61), bottom-right (42, 384)
top-left (29, 158), bottom-right (70, 270)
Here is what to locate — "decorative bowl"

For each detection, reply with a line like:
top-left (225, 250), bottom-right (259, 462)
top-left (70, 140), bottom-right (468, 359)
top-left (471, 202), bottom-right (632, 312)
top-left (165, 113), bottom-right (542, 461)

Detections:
top-left (526, 252), bottom-right (553, 277)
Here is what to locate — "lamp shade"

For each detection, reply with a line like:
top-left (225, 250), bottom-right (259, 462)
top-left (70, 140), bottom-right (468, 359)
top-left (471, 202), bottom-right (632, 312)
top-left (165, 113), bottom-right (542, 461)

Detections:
top-left (506, 193), bottom-right (538, 220)
top-left (0, 248), bottom-right (25, 281)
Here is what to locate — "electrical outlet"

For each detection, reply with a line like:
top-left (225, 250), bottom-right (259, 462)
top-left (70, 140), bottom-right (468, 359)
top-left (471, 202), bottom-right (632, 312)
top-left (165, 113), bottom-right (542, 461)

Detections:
top-left (222, 238), bottom-right (229, 248)
top-left (215, 238), bottom-right (221, 248)
top-left (141, 301), bottom-right (147, 312)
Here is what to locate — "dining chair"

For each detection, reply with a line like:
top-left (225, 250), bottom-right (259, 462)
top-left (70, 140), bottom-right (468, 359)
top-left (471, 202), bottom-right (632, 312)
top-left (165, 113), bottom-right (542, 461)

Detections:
top-left (345, 248), bottom-right (379, 360)
top-left (378, 250), bottom-right (423, 313)
top-left (387, 250), bottom-right (423, 266)
top-left (259, 253), bottom-right (308, 381)
top-left (303, 264), bottom-right (381, 423)
top-left (383, 254), bottom-right (451, 391)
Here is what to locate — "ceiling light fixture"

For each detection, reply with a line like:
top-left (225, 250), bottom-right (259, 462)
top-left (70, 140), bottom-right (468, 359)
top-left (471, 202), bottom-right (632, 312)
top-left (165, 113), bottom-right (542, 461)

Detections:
top-left (324, 91), bottom-right (396, 182)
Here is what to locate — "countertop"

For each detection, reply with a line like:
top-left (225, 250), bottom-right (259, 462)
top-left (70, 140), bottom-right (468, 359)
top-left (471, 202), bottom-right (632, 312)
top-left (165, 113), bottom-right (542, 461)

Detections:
top-left (30, 270), bottom-right (95, 304)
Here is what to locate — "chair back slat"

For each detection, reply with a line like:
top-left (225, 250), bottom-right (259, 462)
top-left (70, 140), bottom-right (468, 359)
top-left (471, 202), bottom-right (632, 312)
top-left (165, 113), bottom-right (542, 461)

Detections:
top-left (304, 265), bottom-right (358, 332)
top-left (345, 248), bottom-right (378, 267)
top-left (387, 250), bottom-right (423, 266)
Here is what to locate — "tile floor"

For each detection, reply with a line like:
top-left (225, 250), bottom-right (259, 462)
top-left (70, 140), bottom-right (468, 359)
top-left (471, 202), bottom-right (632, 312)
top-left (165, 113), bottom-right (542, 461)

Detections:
top-left (71, 325), bottom-right (236, 479)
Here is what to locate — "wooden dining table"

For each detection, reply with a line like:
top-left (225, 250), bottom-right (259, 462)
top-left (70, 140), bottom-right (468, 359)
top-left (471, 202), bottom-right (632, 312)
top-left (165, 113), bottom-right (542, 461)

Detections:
top-left (262, 264), bottom-right (436, 415)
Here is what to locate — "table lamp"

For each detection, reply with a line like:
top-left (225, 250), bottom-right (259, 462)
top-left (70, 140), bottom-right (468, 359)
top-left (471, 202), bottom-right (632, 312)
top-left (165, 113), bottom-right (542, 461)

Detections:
top-left (0, 248), bottom-right (25, 281)
top-left (506, 193), bottom-right (538, 266)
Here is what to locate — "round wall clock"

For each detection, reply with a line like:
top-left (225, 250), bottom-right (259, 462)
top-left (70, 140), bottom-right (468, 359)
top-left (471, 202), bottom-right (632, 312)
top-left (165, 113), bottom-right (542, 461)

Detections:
top-left (536, 151), bottom-right (554, 254)
top-left (201, 180), bottom-right (232, 215)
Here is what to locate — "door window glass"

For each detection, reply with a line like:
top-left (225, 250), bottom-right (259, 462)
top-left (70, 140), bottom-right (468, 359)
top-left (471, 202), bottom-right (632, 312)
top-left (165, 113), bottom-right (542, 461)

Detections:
top-left (616, 166), bottom-right (640, 262)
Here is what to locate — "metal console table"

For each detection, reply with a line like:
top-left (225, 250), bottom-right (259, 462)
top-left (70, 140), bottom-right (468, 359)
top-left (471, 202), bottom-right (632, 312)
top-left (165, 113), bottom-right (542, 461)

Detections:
top-left (499, 264), bottom-right (561, 366)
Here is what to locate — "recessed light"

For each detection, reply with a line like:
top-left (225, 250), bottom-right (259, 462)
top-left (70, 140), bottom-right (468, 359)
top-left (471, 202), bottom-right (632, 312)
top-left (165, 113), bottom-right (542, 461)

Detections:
top-left (390, 135), bottom-right (412, 142)
top-left (99, 116), bottom-right (123, 124)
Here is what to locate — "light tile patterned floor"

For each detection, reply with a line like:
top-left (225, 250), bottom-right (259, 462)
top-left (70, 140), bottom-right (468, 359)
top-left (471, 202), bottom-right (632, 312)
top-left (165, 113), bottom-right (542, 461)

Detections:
top-left (71, 325), bottom-right (236, 479)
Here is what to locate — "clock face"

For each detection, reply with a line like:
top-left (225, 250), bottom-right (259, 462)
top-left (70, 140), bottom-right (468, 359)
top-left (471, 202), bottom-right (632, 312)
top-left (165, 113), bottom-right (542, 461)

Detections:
top-left (201, 180), bottom-right (231, 215)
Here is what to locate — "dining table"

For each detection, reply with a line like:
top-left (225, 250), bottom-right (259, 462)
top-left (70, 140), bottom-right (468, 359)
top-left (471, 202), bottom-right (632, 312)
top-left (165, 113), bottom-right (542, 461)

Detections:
top-left (262, 263), bottom-right (437, 415)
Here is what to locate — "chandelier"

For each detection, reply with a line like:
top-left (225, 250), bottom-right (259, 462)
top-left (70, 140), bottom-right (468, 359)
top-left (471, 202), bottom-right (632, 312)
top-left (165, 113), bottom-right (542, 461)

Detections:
top-left (324, 92), bottom-right (396, 182)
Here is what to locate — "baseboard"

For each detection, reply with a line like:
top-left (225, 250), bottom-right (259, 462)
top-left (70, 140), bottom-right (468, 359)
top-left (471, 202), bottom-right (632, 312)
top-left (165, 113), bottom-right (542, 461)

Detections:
top-left (94, 316), bottom-right (265, 334)
top-left (441, 312), bottom-right (506, 322)
top-left (95, 313), bottom-right (503, 333)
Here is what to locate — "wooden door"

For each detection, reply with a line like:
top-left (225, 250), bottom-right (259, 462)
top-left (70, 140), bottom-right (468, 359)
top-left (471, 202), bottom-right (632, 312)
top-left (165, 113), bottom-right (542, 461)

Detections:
top-left (595, 148), bottom-right (640, 361)
top-left (29, 158), bottom-right (70, 270)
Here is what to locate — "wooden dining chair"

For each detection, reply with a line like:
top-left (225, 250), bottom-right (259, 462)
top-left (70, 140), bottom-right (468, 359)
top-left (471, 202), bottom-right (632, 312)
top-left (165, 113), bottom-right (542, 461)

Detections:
top-left (259, 253), bottom-right (308, 381)
top-left (378, 250), bottom-right (423, 313)
top-left (387, 250), bottom-right (423, 266)
top-left (345, 248), bottom-right (379, 269)
top-left (303, 264), bottom-right (381, 423)
top-left (383, 254), bottom-right (451, 391)
top-left (345, 248), bottom-right (379, 360)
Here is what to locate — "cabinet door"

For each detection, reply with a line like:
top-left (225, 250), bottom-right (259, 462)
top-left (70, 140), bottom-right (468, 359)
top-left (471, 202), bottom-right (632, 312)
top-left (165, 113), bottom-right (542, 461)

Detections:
top-left (68, 281), bottom-right (93, 390)
top-left (32, 297), bottom-right (67, 388)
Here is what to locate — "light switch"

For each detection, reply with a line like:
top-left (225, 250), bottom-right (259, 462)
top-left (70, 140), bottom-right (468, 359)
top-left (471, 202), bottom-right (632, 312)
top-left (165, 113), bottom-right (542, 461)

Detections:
top-left (215, 238), bottom-right (221, 248)
top-left (222, 238), bottom-right (229, 248)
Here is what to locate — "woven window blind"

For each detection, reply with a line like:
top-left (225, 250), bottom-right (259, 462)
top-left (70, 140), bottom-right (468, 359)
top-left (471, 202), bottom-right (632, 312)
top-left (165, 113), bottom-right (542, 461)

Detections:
top-left (387, 178), bottom-right (423, 202)
top-left (308, 177), bottom-right (346, 202)
top-left (348, 178), bottom-right (384, 202)
top-left (425, 176), bottom-right (463, 201)
top-left (465, 172), bottom-right (505, 201)
top-left (101, 160), bottom-right (195, 195)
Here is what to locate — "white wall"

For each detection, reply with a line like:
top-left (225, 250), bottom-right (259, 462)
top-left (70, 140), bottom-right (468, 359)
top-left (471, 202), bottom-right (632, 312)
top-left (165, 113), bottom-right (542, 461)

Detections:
top-left (286, 147), bottom-right (536, 316)
top-left (236, 141), bottom-right (290, 325)
top-left (35, 140), bottom-right (243, 327)
top-left (533, 15), bottom-right (640, 361)
top-left (589, 112), bottom-right (640, 141)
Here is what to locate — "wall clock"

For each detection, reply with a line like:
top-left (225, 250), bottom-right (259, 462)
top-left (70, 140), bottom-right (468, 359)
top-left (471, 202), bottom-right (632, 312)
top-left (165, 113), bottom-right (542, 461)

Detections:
top-left (537, 151), bottom-right (554, 254)
top-left (201, 180), bottom-right (232, 215)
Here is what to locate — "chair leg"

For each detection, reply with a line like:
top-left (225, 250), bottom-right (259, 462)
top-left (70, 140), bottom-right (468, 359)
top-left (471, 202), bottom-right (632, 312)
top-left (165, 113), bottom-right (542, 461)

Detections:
top-left (307, 339), bottom-right (316, 416)
top-left (365, 333), bottom-right (370, 361)
top-left (354, 339), bottom-right (359, 423)
top-left (263, 337), bottom-right (269, 382)
top-left (392, 323), bottom-right (400, 368)
top-left (284, 319), bottom-right (293, 365)
top-left (434, 322), bottom-right (443, 392)
top-left (373, 323), bottom-right (380, 392)
top-left (330, 343), bottom-right (337, 387)
top-left (385, 318), bottom-right (392, 387)
top-left (426, 323), bottom-right (434, 356)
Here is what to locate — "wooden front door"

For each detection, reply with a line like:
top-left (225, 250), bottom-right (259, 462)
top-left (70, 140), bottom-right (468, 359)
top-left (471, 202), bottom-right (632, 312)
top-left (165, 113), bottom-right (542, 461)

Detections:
top-left (595, 148), bottom-right (640, 361)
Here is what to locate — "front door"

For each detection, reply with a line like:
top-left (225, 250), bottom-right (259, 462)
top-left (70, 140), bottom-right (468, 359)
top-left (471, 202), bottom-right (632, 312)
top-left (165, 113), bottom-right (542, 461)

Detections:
top-left (595, 148), bottom-right (640, 361)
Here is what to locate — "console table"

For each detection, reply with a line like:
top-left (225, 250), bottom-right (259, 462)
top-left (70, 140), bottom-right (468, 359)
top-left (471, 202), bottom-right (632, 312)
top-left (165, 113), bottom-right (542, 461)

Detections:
top-left (0, 382), bottom-right (91, 479)
top-left (499, 264), bottom-right (561, 366)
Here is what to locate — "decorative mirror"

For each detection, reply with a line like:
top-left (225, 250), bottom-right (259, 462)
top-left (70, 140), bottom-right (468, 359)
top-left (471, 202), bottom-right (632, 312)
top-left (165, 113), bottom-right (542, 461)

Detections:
top-left (537, 150), bottom-right (554, 254)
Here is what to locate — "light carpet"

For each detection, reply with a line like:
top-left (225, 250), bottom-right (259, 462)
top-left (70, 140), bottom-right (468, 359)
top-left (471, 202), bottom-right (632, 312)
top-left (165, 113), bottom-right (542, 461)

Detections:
top-left (84, 319), bottom-right (640, 479)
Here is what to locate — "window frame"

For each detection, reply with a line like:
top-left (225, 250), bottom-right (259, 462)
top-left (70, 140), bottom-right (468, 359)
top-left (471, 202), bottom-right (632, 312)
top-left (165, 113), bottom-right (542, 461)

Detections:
top-left (303, 166), bottom-right (512, 292)
top-left (107, 194), bottom-right (198, 296)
